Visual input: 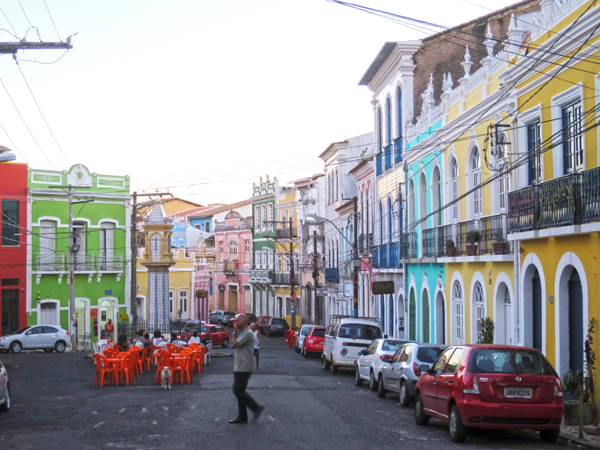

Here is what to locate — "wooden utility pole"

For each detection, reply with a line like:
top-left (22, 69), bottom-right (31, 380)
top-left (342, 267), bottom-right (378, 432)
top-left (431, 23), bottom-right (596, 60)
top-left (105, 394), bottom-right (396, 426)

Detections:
top-left (312, 231), bottom-right (319, 324)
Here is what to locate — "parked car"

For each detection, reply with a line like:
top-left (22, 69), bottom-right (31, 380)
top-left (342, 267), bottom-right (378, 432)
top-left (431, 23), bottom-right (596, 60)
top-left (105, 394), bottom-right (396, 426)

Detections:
top-left (180, 325), bottom-right (230, 347)
top-left (208, 310), bottom-right (236, 325)
top-left (295, 324), bottom-right (319, 353)
top-left (322, 316), bottom-right (382, 373)
top-left (0, 358), bottom-right (9, 412)
top-left (378, 343), bottom-right (446, 404)
top-left (302, 327), bottom-right (325, 357)
top-left (355, 339), bottom-right (413, 391)
top-left (0, 325), bottom-right (70, 353)
top-left (229, 313), bottom-right (257, 327)
top-left (255, 316), bottom-right (272, 333)
top-left (415, 344), bottom-right (564, 443)
top-left (262, 318), bottom-right (289, 337)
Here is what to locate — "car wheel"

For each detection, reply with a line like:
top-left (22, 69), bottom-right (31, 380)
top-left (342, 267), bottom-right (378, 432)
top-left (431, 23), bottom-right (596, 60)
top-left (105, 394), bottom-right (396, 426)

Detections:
top-left (222, 339), bottom-right (229, 348)
top-left (539, 430), bottom-right (560, 444)
top-left (266, 330), bottom-right (270, 337)
top-left (9, 342), bottom-right (21, 354)
top-left (218, 320), bottom-right (223, 325)
top-left (449, 404), bottom-right (468, 443)
top-left (377, 374), bottom-right (387, 398)
top-left (54, 341), bottom-right (67, 353)
top-left (415, 393), bottom-right (429, 426)
top-left (43, 349), bottom-right (54, 353)
top-left (369, 371), bottom-right (378, 391)
top-left (355, 367), bottom-right (363, 386)
top-left (303, 347), bottom-right (309, 359)
top-left (330, 360), bottom-right (338, 374)
top-left (0, 384), bottom-right (10, 412)
top-left (322, 355), bottom-right (331, 370)
top-left (399, 381), bottom-right (411, 407)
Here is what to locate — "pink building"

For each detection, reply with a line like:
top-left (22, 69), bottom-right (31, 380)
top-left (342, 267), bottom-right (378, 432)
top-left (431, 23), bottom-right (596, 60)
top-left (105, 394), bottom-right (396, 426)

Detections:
top-left (214, 210), bottom-right (253, 314)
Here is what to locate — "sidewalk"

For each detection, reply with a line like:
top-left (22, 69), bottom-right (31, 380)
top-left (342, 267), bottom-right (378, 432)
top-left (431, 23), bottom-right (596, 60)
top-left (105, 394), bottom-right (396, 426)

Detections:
top-left (561, 424), bottom-right (600, 449)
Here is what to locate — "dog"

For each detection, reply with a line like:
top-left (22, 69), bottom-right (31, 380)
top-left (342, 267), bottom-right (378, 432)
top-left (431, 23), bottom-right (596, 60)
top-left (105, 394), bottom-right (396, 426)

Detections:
top-left (161, 367), bottom-right (172, 389)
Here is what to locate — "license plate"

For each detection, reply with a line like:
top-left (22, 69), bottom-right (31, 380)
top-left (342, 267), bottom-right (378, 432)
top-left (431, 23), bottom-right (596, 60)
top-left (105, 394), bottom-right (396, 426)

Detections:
top-left (504, 387), bottom-right (532, 398)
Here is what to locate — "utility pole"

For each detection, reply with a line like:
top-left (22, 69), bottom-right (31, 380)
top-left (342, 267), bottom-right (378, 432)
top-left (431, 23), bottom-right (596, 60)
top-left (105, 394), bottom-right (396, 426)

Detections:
top-left (312, 231), bottom-right (319, 324)
top-left (353, 196), bottom-right (359, 318)
top-left (0, 41), bottom-right (73, 54)
top-left (290, 216), bottom-right (296, 330)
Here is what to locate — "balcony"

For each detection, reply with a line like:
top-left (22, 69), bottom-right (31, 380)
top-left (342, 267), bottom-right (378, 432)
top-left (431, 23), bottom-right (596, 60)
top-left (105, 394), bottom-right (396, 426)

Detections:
top-left (384, 144), bottom-right (392, 170)
top-left (480, 214), bottom-right (511, 255)
top-left (34, 253), bottom-right (124, 272)
top-left (265, 228), bottom-right (297, 239)
top-left (224, 260), bottom-right (239, 272)
top-left (325, 267), bottom-right (339, 284)
top-left (508, 169), bottom-right (600, 233)
top-left (422, 227), bottom-right (445, 258)
top-left (394, 137), bottom-right (403, 164)
top-left (249, 270), bottom-right (273, 284)
top-left (273, 272), bottom-right (300, 285)
top-left (436, 215), bottom-right (511, 257)
top-left (399, 232), bottom-right (417, 259)
top-left (372, 241), bottom-right (405, 269)
top-left (376, 152), bottom-right (382, 176)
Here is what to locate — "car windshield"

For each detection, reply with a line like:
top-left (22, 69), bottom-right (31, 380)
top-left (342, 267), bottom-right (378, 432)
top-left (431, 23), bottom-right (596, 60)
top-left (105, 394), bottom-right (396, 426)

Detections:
top-left (381, 340), bottom-right (405, 351)
top-left (13, 327), bottom-right (30, 335)
top-left (247, 314), bottom-right (256, 320)
top-left (337, 324), bottom-right (382, 340)
top-left (272, 319), bottom-right (286, 324)
top-left (225, 311), bottom-right (235, 316)
top-left (417, 346), bottom-right (445, 364)
top-left (468, 348), bottom-right (556, 375)
top-left (312, 328), bottom-right (325, 337)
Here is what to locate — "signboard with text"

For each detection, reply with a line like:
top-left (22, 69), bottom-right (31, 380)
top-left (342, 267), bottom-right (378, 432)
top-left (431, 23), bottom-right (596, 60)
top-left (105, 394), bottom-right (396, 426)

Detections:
top-left (372, 281), bottom-right (395, 295)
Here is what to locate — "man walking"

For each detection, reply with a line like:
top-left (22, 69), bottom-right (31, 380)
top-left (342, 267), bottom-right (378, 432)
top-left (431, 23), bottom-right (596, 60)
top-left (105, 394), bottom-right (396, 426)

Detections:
top-left (229, 314), bottom-right (265, 424)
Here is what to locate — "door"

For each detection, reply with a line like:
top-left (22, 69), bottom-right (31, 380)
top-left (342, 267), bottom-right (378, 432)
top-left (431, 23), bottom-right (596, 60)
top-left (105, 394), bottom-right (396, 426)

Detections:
top-left (409, 290), bottom-right (416, 341)
top-left (532, 272), bottom-right (542, 351)
top-left (230, 287), bottom-right (238, 314)
top-left (360, 341), bottom-right (377, 378)
top-left (569, 271), bottom-right (583, 372)
top-left (383, 345), bottom-right (404, 392)
top-left (39, 302), bottom-right (58, 326)
top-left (22, 326), bottom-right (44, 348)
top-left (1, 289), bottom-right (19, 336)
top-left (421, 347), bottom-right (454, 414)
top-left (435, 348), bottom-right (463, 415)
top-left (0, 360), bottom-right (6, 402)
top-left (422, 291), bottom-right (430, 343)
top-left (42, 326), bottom-right (60, 348)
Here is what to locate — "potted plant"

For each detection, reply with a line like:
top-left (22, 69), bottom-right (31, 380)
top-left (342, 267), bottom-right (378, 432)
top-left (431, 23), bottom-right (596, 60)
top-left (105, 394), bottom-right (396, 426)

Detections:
top-left (466, 229), bottom-right (480, 256)
top-left (445, 239), bottom-right (456, 257)
top-left (477, 317), bottom-right (494, 344)
top-left (492, 229), bottom-right (507, 254)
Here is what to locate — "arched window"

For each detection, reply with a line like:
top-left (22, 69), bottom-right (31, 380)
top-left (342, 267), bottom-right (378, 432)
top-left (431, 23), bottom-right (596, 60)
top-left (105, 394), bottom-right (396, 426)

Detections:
top-left (377, 107), bottom-right (382, 152)
top-left (267, 203), bottom-right (273, 230)
top-left (472, 147), bottom-right (482, 217)
top-left (452, 281), bottom-right (464, 344)
top-left (396, 86), bottom-right (402, 138)
top-left (335, 168), bottom-right (339, 202)
top-left (260, 204), bottom-right (266, 231)
top-left (386, 97), bottom-right (392, 146)
top-left (450, 158), bottom-right (459, 222)
top-left (254, 206), bottom-right (260, 230)
top-left (497, 133), bottom-right (509, 212)
top-left (387, 197), bottom-right (393, 243)
top-left (229, 240), bottom-right (238, 260)
top-left (473, 282), bottom-right (485, 343)
top-left (365, 187), bottom-right (370, 236)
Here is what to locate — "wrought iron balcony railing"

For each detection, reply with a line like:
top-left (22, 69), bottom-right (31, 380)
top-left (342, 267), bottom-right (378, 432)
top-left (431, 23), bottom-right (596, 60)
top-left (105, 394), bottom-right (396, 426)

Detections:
top-left (422, 227), bottom-right (445, 258)
top-left (399, 232), bottom-right (417, 259)
top-left (325, 267), bottom-right (339, 284)
top-left (480, 214), bottom-right (512, 255)
top-left (507, 169), bottom-right (600, 232)
top-left (249, 270), bottom-right (274, 284)
top-left (35, 253), bottom-right (124, 272)
top-left (384, 144), bottom-right (392, 170)
top-left (273, 272), bottom-right (300, 285)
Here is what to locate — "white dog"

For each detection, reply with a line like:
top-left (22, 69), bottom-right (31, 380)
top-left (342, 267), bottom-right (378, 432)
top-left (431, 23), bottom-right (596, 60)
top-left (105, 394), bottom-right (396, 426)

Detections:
top-left (161, 367), bottom-right (172, 389)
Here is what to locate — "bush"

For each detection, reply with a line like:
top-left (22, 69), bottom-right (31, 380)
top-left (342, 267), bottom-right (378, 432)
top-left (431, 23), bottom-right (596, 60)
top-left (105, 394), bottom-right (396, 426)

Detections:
top-left (466, 229), bottom-right (481, 244)
top-left (477, 317), bottom-right (494, 344)
top-left (445, 239), bottom-right (455, 248)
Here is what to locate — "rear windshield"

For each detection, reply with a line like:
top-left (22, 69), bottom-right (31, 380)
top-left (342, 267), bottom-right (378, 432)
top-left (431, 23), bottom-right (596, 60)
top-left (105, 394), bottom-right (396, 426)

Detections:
top-left (337, 324), bottom-right (382, 340)
top-left (247, 314), bottom-right (257, 320)
top-left (201, 326), bottom-right (209, 333)
top-left (468, 349), bottom-right (556, 375)
top-left (417, 347), bottom-right (445, 364)
top-left (382, 340), bottom-right (404, 352)
top-left (301, 326), bottom-right (314, 336)
top-left (312, 328), bottom-right (325, 337)
top-left (272, 319), bottom-right (286, 324)
top-left (225, 311), bottom-right (235, 316)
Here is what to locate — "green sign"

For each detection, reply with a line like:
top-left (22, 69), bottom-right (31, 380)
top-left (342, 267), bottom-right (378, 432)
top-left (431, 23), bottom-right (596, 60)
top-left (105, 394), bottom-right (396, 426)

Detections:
top-left (98, 179), bottom-right (124, 187)
top-left (33, 174), bottom-right (61, 183)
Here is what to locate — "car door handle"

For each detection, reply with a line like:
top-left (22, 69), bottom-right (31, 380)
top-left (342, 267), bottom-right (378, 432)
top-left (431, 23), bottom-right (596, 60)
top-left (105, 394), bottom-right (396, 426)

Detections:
top-left (448, 379), bottom-right (454, 384)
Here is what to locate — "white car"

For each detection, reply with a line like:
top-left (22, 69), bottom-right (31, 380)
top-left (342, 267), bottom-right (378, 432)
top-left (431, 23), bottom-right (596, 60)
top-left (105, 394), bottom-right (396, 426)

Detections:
top-left (322, 316), bottom-right (382, 373)
top-left (355, 339), bottom-right (412, 390)
top-left (0, 325), bottom-right (70, 353)
top-left (295, 324), bottom-right (319, 353)
top-left (0, 358), bottom-right (9, 412)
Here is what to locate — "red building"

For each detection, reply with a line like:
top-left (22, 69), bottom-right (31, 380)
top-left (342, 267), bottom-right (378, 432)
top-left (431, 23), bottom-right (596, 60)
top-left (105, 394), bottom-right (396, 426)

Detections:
top-left (0, 162), bottom-right (28, 336)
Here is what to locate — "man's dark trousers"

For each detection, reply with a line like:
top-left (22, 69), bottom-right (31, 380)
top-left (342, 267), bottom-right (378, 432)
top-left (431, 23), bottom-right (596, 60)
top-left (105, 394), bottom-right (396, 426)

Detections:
top-left (233, 371), bottom-right (259, 420)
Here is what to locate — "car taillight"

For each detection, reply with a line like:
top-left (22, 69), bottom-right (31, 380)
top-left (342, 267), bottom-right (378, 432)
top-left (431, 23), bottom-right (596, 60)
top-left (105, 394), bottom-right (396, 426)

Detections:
top-left (380, 354), bottom-right (389, 360)
top-left (554, 377), bottom-right (563, 397)
top-left (413, 362), bottom-right (421, 377)
top-left (65, 331), bottom-right (69, 335)
top-left (269, 324), bottom-right (272, 327)
top-left (463, 371), bottom-right (480, 394)
top-left (308, 338), bottom-right (313, 344)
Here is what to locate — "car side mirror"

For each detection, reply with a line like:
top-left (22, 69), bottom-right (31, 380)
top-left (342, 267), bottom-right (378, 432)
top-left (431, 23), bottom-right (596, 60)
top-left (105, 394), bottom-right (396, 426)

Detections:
top-left (384, 334), bottom-right (388, 339)
top-left (419, 364), bottom-right (430, 375)
top-left (382, 355), bottom-right (391, 363)
top-left (358, 350), bottom-right (365, 356)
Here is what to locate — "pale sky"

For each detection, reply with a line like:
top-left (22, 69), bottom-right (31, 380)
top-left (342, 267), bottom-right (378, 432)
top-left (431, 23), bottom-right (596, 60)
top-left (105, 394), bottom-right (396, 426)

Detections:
top-left (0, 0), bottom-right (518, 205)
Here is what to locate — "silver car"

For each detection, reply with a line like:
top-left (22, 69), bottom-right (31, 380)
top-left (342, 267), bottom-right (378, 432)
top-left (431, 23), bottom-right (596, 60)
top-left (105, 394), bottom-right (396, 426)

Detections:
top-left (379, 343), bottom-right (447, 405)
top-left (295, 324), bottom-right (318, 353)
top-left (355, 339), bottom-right (412, 390)
top-left (0, 325), bottom-right (70, 353)
top-left (0, 358), bottom-right (9, 411)
top-left (208, 310), bottom-right (235, 325)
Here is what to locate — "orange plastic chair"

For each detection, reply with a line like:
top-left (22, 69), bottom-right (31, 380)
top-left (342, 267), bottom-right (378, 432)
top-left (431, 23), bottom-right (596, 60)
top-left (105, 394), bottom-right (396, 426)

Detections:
top-left (129, 347), bottom-right (143, 375)
top-left (172, 355), bottom-right (193, 384)
top-left (114, 345), bottom-right (124, 352)
top-left (142, 345), bottom-right (154, 371)
top-left (103, 348), bottom-right (118, 359)
top-left (93, 354), bottom-right (113, 386)
top-left (188, 343), bottom-right (201, 350)
top-left (120, 355), bottom-right (137, 386)
top-left (197, 347), bottom-right (207, 372)
top-left (155, 349), bottom-right (174, 384)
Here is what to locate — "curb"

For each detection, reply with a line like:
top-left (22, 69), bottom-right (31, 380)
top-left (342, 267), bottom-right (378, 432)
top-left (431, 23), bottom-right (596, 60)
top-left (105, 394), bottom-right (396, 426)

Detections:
top-left (560, 434), bottom-right (600, 449)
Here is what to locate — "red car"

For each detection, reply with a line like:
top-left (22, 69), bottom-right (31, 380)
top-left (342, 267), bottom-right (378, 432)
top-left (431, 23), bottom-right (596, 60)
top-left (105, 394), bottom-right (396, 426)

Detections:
top-left (179, 325), bottom-right (230, 348)
top-left (415, 344), bottom-right (563, 444)
top-left (302, 326), bottom-right (325, 358)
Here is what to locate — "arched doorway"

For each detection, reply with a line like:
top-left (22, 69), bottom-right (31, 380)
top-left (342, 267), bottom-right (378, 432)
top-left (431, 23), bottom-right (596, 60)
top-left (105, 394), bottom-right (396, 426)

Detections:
top-left (388, 295), bottom-right (394, 338)
top-left (397, 294), bottom-right (405, 339)
top-left (451, 281), bottom-right (464, 344)
top-left (422, 290), bottom-right (430, 343)
top-left (435, 291), bottom-right (445, 344)
top-left (495, 282), bottom-right (512, 344)
top-left (473, 281), bottom-right (485, 343)
top-left (99, 298), bottom-right (116, 337)
top-left (409, 289), bottom-right (416, 341)
top-left (568, 271), bottom-right (584, 372)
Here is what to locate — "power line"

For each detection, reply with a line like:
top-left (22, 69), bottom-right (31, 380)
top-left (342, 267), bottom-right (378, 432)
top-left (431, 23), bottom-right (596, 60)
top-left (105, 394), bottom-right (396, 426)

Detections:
top-left (17, 0), bottom-right (41, 41)
top-left (0, 6), bottom-right (18, 37)
top-left (44, 0), bottom-right (61, 41)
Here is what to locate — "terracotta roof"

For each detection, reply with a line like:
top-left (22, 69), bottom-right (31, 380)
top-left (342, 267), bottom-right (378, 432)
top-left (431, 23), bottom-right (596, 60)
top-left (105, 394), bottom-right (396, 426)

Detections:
top-left (168, 206), bottom-right (211, 219)
top-left (187, 198), bottom-right (252, 218)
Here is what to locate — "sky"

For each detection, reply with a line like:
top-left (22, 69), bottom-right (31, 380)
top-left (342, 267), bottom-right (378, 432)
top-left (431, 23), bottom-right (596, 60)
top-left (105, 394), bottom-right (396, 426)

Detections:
top-left (0, 0), bottom-right (519, 206)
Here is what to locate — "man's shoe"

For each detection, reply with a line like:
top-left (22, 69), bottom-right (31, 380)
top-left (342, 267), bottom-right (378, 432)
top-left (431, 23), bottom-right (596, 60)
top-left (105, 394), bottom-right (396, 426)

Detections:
top-left (252, 405), bottom-right (265, 421)
top-left (228, 417), bottom-right (248, 424)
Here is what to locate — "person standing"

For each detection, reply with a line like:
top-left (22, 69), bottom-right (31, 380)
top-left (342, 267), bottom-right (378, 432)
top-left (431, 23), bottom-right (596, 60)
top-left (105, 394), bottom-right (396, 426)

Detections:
top-left (229, 314), bottom-right (265, 424)
top-left (105, 319), bottom-right (114, 341)
top-left (250, 323), bottom-right (261, 370)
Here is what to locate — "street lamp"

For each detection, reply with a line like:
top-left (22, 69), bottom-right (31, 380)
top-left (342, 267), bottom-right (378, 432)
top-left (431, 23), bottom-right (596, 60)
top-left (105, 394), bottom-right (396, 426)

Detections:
top-left (0, 146), bottom-right (16, 162)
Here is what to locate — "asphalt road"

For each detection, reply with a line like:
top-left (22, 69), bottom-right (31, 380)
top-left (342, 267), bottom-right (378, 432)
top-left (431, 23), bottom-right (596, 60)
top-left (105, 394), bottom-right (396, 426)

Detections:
top-left (0, 330), bottom-right (567, 449)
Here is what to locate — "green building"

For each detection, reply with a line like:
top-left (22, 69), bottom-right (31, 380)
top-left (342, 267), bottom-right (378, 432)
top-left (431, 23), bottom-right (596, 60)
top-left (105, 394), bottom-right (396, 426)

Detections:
top-left (27, 164), bottom-right (131, 342)
top-left (249, 176), bottom-right (278, 317)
